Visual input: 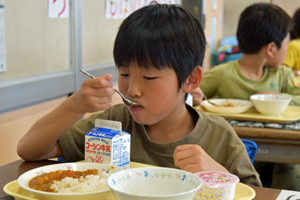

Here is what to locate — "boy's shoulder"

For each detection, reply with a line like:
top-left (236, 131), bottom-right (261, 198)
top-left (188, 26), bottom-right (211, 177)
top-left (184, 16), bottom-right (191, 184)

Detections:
top-left (268, 64), bottom-right (293, 74)
top-left (192, 106), bottom-right (236, 134)
top-left (210, 60), bottom-right (239, 72)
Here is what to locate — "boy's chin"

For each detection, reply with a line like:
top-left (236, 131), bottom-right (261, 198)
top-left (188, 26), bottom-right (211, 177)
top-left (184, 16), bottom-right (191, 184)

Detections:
top-left (266, 63), bottom-right (280, 68)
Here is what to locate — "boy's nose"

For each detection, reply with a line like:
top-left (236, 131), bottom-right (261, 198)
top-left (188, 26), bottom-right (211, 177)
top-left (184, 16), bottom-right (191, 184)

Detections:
top-left (127, 80), bottom-right (142, 98)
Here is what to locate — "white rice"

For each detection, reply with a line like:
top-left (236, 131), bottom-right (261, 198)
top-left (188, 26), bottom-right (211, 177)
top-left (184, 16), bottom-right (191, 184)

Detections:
top-left (50, 171), bottom-right (110, 193)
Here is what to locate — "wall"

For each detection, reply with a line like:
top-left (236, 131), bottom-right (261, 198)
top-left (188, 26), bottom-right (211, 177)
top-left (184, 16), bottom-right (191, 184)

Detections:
top-left (223, 0), bottom-right (270, 38)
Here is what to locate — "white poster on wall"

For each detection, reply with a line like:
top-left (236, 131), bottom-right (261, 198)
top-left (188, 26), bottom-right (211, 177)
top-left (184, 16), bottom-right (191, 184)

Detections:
top-left (105, 0), bottom-right (178, 19)
top-left (48, 0), bottom-right (69, 18)
top-left (0, 5), bottom-right (6, 73)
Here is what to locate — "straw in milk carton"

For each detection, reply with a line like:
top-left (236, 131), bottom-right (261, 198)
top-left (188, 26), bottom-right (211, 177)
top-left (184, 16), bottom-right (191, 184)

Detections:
top-left (85, 119), bottom-right (131, 168)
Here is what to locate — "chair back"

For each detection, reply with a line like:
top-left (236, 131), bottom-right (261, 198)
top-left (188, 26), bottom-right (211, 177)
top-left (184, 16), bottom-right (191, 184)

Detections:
top-left (241, 139), bottom-right (257, 163)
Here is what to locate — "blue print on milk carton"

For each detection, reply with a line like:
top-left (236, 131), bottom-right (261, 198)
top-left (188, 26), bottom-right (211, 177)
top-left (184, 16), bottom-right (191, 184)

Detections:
top-left (85, 119), bottom-right (131, 168)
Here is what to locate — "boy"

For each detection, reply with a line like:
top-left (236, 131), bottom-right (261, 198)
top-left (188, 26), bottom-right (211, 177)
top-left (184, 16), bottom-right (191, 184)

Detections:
top-left (192, 3), bottom-right (300, 106)
top-left (283, 8), bottom-right (300, 76)
top-left (17, 3), bottom-right (261, 186)
top-left (192, 3), bottom-right (300, 190)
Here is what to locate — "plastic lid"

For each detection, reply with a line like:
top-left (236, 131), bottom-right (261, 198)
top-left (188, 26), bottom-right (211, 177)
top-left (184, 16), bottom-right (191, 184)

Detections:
top-left (195, 171), bottom-right (240, 188)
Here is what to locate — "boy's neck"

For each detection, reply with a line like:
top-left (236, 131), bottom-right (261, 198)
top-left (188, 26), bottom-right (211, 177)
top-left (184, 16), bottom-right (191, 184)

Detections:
top-left (145, 104), bottom-right (195, 143)
top-left (238, 53), bottom-right (267, 80)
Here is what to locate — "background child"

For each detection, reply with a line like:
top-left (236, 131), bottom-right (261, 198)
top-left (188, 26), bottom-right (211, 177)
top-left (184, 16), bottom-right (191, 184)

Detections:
top-left (282, 8), bottom-right (300, 76)
top-left (192, 3), bottom-right (300, 191)
top-left (17, 3), bottom-right (261, 186)
top-left (192, 3), bottom-right (299, 106)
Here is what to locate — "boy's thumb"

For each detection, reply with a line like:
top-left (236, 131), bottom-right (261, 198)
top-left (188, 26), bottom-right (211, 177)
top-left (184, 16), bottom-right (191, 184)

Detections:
top-left (102, 74), bottom-right (113, 81)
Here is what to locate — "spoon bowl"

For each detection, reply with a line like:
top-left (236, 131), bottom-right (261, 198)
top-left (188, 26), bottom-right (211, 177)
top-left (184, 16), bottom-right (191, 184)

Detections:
top-left (79, 69), bottom-right (141, 108)
top-left (203, 94), bottom-right (220, 107)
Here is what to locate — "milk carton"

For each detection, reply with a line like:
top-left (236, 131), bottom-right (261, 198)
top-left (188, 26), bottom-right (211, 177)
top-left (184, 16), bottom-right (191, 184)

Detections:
top-left (85, 119), bottom-right (131, 168)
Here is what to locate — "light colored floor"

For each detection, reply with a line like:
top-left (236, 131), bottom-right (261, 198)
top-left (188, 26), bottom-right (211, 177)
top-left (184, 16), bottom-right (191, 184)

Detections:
top-left (0, 85), bottom-right (122, 166)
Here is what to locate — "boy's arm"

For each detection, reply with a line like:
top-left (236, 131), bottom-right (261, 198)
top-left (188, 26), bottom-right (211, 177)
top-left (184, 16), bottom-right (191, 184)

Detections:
top-left (173, 144), bottom-right (229, 173)
top-left (229, 149), bottom-right (262, 187)
top-left (199, 68), bottom-right (219, 98)
top-left (192, 67), bottom-right (219, 105)
top-left (281, 67), bottom-right (300, 106)
top-left (17, 74), bottom-right (114, 161)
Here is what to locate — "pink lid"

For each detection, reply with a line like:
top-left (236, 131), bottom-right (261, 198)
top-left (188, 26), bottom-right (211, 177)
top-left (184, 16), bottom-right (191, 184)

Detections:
top-left (195, 171), bottom-right (240, 188)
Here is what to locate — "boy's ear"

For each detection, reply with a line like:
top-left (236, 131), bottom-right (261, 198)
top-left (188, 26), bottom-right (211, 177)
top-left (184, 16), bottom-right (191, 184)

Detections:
top-left (265, 42), bottom-right (277, 58)
top-left (183, 66), bottom-right (203, 93)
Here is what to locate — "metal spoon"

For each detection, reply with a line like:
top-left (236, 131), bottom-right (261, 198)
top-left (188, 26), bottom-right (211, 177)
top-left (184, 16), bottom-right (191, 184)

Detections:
top-left (79, 69), bottom-right (141, 107)
top-left (203, 94), bottom-right (220, 107)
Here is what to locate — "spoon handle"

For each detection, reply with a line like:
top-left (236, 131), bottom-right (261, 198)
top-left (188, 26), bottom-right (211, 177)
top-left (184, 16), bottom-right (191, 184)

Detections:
top-left (80, 69), bottom-right (95, 79)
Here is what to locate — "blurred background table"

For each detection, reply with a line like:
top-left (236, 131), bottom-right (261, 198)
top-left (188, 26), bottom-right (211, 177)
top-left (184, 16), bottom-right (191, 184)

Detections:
top-left (196, 105), bottom-right (300, 164)
top-left (230, 122), bottom-right (300, 164)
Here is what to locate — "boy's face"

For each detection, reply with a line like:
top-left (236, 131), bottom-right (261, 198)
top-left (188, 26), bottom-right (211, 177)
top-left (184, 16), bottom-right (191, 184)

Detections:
top-left (267, 33), bottom-right (290, 67)
top-left (117, 64), bottom-right (186, 125)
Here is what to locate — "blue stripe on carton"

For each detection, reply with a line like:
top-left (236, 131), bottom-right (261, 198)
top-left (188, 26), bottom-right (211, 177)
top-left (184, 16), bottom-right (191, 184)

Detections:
top-left (86, 127), bottom-right (121, 139)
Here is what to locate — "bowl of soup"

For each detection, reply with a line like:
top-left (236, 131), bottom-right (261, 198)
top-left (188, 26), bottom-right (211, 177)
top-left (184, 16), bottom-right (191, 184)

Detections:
top-left (107, 167), bottom-right (202, 200)
top-left (250, 94), bottom-right (292, 115)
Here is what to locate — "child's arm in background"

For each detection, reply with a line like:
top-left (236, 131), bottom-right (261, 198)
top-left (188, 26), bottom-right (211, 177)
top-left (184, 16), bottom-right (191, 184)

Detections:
top-left (191, 87), bottom-right (204, 106)
top-left (173, 144), bottom-right (229, 173)
top-left (17, 74), bottom-right (114, 161)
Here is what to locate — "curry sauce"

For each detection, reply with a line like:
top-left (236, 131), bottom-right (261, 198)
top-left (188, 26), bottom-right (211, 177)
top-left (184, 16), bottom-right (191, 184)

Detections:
top-left (28, 169), bottom-right (98, 192)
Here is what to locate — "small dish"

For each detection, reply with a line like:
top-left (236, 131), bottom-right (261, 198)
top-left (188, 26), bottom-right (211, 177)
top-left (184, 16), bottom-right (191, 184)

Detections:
top-left (201, 99), bottom-right (253, 114)
top-left (194, 171), bottom-right (240, 200)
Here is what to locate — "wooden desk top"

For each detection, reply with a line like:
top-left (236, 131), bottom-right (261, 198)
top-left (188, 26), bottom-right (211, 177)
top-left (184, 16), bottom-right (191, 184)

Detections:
top-left (233, 126), bottom-right (300, 141)
top-left (0, 159), bottom-right (281, 200)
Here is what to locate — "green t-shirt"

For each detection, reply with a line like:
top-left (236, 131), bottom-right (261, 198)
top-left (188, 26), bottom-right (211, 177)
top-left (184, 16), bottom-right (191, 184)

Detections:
top-left (59, 104), bottom-right (262, 187)
top-left (200, 60), bottom-right (300, 105)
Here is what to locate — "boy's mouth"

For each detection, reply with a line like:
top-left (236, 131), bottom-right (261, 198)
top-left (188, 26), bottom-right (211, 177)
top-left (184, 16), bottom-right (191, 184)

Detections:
top-left (126, 105), bottom-right (143, 112)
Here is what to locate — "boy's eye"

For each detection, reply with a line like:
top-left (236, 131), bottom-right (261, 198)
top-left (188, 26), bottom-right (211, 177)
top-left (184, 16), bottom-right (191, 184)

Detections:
top-left (120, 73), bottom-right (129, 77)
top-left (143, 76), bottom-right (157, 80)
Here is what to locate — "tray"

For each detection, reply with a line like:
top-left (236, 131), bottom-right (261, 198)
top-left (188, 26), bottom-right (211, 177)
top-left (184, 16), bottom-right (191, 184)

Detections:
top-left (3, 162), bottom-right (255, 200)
top-left (196, 105), bottom-right (300, 124)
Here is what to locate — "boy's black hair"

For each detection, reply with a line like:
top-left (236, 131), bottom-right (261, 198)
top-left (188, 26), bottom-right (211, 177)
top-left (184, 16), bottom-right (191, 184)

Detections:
top-left (291, 8), bottom-right (300, 40)
top-left (236, 3), bottom-right (293, 54)
top-left (113, 3), bottom-right (206, 89)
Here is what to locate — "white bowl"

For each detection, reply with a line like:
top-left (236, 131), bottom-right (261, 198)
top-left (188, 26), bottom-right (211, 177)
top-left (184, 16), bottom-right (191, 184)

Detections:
top-left (250, 94), bottom-right (292, 115)
top-left (201, 99), bottom-right (253, 114)
top-left (17, 163), bottom-right (123, 200)
top-left (107, 167), bottom-right (202, 200)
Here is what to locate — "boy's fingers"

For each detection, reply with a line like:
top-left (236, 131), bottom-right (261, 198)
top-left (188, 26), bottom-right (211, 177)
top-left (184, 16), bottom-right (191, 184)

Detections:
top-left (87, 74), bottom-right (113, 88)
top-left (91, 87), bottom-right (115, 97)
top-left (173, 145), bottom-right (194, 166)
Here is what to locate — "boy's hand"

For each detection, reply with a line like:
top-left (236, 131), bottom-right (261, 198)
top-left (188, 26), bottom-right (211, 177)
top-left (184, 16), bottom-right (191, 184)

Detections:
top-left (72, 74), bottom-right (115, 114)
top-left (191, 87), bottom-right (204, 106)
top-left (173, 144), bottom-right (229, 173)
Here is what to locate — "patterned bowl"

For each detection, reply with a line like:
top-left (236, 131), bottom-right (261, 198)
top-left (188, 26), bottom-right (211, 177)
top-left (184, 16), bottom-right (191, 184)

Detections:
top-left (107, 167), bottom-right (202, 200)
